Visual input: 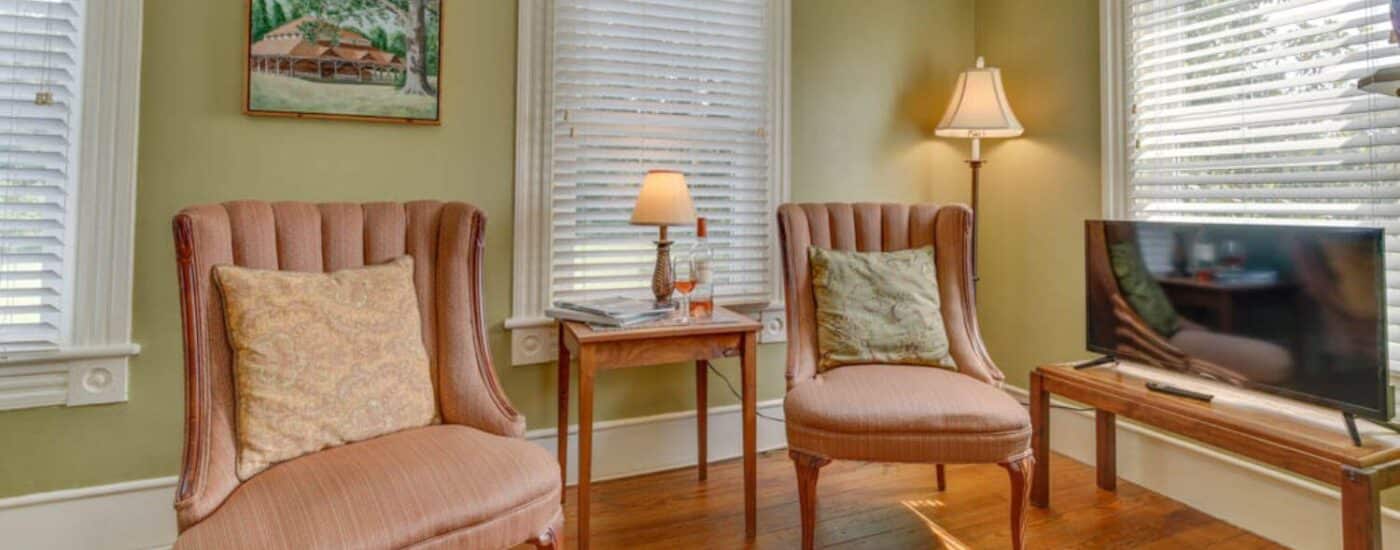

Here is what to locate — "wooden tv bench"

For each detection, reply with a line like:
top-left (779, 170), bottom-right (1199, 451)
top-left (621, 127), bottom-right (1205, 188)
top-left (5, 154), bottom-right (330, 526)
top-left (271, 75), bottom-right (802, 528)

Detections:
top-left (1030, 363), bottom-right (1400, 550)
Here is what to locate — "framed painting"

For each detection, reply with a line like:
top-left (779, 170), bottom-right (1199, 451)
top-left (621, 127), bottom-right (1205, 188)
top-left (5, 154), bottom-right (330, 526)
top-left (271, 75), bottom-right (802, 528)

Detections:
top-left (243, 0), bottom-right (442, 124)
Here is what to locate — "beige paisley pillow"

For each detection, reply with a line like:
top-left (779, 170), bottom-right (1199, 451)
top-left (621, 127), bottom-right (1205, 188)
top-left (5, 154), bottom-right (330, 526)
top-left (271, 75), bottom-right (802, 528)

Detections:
top-left (810, 246), bottom-right (954, 371)
top-left (215, 256), bottom-right (436, 480)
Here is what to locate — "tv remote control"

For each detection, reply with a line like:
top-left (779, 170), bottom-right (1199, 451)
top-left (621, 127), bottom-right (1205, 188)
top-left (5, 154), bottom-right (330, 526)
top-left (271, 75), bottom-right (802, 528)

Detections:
top-left (1146, 382), bottom-right (1214, 402)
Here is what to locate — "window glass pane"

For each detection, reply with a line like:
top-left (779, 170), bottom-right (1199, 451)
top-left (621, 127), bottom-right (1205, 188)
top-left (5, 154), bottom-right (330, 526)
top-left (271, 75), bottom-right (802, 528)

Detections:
top-left (549, 0), bottom-right (772, 304)
top-left (0, 0), bottom-right (81, 354)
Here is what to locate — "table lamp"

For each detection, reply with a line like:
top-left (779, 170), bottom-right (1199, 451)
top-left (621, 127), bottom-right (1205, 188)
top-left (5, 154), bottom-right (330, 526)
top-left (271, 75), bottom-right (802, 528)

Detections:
top-left (630, 170), bottom-right (696, 306)
top-left (936, 56), bottom-right (1023, 277)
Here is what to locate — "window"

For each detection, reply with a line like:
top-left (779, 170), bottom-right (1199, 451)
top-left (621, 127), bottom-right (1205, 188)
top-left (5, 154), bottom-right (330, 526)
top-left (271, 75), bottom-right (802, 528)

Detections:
top-left (1106, 0), bottom-right (1400, 370)
top-left (0, 0), bottom-right (83, 354)
top-left (0, 0), bottom-right (141, 410)
top-left (511, 0), bottom-right (789, 364)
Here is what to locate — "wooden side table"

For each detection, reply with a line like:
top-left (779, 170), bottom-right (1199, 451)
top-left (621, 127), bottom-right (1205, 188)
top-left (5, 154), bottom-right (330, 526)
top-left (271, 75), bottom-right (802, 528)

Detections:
top-left (1030, 362), bottom-right (1400, 550)
top-left (557, 306), bottom-right (763, 550)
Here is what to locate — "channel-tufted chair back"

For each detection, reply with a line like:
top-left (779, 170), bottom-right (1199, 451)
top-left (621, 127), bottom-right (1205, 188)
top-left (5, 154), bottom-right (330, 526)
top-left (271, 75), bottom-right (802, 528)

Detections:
top-left (776, 203), bottom-right (1004, 388)
top-left (171, 201), bottom-right (523, 531)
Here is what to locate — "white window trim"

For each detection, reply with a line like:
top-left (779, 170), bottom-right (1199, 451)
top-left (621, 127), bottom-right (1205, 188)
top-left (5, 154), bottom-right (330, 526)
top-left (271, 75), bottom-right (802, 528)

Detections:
top-left (507, 0), bottom-right (791, 365)
top-left (1099, 0), bottom-right (1129, 220)
top-left (0, 0), bottom-right (144, 411)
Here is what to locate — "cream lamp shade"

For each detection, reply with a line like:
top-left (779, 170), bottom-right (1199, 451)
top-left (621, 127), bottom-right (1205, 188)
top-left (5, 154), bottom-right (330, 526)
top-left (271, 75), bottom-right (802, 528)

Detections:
top-left (936, 56), bottom-right (1023, 160)
top-left (630, 170), bottom-right (696, 226)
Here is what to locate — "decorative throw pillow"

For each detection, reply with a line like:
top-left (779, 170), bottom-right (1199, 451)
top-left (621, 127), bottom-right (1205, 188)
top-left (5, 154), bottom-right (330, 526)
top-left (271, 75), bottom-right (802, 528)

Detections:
top-left (809, 246), bottom-right (954, 371)
top-left (1108, 241), bottom-right (1180, 337)
top-left (215, 256), bottom-right (436, 480)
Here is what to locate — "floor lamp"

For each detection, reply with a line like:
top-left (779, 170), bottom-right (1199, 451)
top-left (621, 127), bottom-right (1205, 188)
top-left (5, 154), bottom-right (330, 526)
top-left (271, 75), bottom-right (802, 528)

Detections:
top-left (935, 57), bottom-right (1024, 279)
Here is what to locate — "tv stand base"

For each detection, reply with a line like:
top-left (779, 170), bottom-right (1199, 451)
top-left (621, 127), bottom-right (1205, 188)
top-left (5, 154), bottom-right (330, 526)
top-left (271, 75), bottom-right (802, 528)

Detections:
top-left (1345, 413), bottom-right (1362, 447)
top-left (1346, 412), bottom-right (1400, 447)
top-left (1032, 363), bottom-right (1400, 550)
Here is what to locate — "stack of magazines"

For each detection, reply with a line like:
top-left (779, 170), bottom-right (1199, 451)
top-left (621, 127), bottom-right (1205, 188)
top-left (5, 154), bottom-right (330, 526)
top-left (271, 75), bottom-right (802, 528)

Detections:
top-left (546, 296), bottom-right (673, 328)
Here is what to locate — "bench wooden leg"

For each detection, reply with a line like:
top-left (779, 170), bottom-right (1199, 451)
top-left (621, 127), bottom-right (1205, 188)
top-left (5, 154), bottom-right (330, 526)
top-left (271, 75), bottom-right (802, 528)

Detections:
top-left (936, 464), bottom-right (946, 491)
top-left (1096, 410), bottom-right (1116, 491)
top-left (1030, 370), bottom-right (1050, 507)
top-left (1342, 465), bottom-right (1380, 550)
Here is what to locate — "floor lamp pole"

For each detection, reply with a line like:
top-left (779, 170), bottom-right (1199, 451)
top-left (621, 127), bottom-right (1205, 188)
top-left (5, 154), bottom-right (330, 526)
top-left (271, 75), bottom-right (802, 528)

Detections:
top-left (968, 137), bottom-right (983, 282)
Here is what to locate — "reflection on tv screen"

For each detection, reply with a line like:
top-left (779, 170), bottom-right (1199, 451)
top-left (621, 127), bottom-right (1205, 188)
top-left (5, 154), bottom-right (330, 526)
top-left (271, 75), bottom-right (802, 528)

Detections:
top-left (1086, 220), bottom-right (1388, 418)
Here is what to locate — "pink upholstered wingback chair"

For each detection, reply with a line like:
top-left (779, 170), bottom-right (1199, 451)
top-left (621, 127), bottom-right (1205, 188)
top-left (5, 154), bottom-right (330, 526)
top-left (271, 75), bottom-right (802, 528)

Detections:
top-left (171, 201), bottom-right (562, 549)
top-left (777, 203), bottom-right (1034, 550)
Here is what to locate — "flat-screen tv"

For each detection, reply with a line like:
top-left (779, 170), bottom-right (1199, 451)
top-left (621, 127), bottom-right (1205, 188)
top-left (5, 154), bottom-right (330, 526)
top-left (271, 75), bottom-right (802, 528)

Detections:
top-left (1085, 220), bottom-right (1392, 421)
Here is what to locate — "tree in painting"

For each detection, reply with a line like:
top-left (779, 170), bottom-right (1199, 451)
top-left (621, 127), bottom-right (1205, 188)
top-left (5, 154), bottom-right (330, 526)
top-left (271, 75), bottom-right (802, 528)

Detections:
top-left (251, 0), bottom-right (272, 40)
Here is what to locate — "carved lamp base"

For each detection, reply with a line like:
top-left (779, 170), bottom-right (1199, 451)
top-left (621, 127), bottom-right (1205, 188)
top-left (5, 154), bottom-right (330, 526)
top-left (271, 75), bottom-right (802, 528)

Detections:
top-left (651, 226), bottom-right (675, 307)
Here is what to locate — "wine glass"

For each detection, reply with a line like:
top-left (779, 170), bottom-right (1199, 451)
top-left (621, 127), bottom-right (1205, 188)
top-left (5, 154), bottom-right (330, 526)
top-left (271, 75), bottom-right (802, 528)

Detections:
top-left (1220, 240), bottom-right (1246, 271)
top-left (672, 256), bottom-right (696, 323)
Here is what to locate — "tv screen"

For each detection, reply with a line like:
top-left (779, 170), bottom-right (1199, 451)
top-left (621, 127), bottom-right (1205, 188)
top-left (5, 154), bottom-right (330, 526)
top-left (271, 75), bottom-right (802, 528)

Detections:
top-left (1085, 220), bottom-right (1391, 420)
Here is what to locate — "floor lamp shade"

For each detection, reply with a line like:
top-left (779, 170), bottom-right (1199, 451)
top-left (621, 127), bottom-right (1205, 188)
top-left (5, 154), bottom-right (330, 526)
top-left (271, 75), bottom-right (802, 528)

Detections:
top-left (935, 57), bottom-right (1024, 144)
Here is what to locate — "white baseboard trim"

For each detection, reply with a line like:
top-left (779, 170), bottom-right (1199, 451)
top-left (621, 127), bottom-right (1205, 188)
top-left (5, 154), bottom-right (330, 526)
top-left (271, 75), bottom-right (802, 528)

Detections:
top-left (526, 398), bottom-right (788, 486)
top-left (0, 475), bottom-right (178, 550)
top-left (0, 400), bottom-right (786, 549)
top-left (1005, 385), bottom-right (1400, 549)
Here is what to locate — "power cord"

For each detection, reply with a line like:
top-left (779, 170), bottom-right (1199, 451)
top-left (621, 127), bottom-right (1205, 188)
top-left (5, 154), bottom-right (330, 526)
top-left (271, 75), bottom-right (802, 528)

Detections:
top-left (706, 363), bottom-right (786, 423)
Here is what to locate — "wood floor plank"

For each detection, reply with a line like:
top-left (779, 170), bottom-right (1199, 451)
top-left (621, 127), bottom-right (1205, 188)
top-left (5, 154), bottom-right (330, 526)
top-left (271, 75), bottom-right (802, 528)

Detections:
top-left (519, 449), bottom-right (1283, 549)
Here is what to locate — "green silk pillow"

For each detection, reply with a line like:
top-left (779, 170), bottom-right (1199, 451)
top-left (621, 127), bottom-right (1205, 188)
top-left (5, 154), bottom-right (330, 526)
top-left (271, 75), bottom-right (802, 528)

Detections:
top-left (1108, 241), bottom-right (1180, 337)
top-left (809, 246), bottom-right (954, 371)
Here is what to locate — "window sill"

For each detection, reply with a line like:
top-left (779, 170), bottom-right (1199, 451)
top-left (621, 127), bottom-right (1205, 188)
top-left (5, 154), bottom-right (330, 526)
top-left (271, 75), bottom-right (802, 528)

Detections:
top-left (505, 302), bottom-right (786, 366)
top-left (0, 343), bottom-right (141, 411)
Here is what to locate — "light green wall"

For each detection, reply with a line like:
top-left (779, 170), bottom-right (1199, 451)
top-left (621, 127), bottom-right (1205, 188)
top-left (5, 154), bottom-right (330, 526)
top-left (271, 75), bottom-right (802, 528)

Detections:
top-left (973, 0), bottom-right (1103, 388)
top-left (7, 0), bottom-right (1292, 509)
top-left (1, 0), bottom-right (502, 497)
top-left (790, 0), bottom-right (1084, 390)
top-left (0, 0), bottom-right (979, 499)
top-left (792, 0), bottom-right (975, 204)
top-left (0, 0), bottom-right (789, 498)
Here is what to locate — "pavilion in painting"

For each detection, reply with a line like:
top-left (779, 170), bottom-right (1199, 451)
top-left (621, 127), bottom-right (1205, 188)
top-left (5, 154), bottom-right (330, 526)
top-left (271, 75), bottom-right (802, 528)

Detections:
top-left (249, 17), bottom-right (405, 84)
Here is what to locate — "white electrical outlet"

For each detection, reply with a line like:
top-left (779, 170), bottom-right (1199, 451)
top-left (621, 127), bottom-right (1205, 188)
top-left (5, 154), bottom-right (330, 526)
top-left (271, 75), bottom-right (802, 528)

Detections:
top-left (759, 308), bottom-right (786, 344)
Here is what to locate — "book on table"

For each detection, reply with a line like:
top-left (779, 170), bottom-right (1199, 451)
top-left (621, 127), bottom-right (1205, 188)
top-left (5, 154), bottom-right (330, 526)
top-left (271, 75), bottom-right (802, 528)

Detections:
top-left (545, 307), bottom-right (670, 328)
top-left (547, 297), bottom-right (673, 328)
top-left (553, 296), bottom-right (672, 319)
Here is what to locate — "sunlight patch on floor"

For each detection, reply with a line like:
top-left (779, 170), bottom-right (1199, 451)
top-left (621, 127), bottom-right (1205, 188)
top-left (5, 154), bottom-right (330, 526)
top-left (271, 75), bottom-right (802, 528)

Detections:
top-left (901, 499), bottom-right (970, 550)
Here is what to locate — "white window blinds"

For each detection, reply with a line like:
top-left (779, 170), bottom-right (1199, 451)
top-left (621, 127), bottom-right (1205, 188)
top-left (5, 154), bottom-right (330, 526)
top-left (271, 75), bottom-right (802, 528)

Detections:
top-left (549, 0), bottom-right (773, 304)
top-left (1124, 0), bottom-right (1400, 369)
top-left (0, 0), bottom-right (81, 354)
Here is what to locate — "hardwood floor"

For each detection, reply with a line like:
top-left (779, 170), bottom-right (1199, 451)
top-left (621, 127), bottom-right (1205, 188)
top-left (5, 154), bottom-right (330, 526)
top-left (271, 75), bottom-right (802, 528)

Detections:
top-left (531, 449), bottom-right (1283, 549)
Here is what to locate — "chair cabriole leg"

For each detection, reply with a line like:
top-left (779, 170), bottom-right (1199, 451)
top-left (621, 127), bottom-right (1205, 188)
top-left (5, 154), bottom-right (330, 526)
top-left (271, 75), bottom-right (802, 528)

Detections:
top-left (1001, 453), bottom-right (1035, 550)
top-left (530, 522), bottom-right (563, 550)
top-left (791, 449), bottom-right (831, 550)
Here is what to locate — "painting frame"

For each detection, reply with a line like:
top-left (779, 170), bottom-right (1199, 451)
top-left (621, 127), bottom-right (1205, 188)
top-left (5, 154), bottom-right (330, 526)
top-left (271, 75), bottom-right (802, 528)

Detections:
top-left (241, 0), bottom-right (443, 125)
